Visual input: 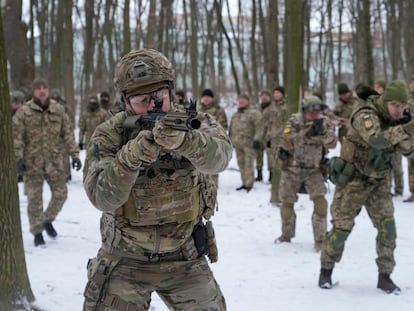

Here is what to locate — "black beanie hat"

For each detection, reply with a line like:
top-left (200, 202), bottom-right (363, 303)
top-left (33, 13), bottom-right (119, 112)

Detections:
top-left (337, 83), bottom-right (351, 95)
top-left (201, 88), bottom-right (214, 98)
top-left (273, 86), bottom-right (285, 95)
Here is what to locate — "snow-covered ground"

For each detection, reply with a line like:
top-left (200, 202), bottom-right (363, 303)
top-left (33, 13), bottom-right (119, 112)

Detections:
top-left (21, 147), bottom-right (414, 311)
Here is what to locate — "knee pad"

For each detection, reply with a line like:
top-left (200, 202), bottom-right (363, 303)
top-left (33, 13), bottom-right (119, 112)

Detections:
top-left (326, 228), bottom-right (349, 250)
top-left (313, 196), bottom-right (328, 217)
top-left (280, 202), bottom-right (295, 220)
top-left (379, 218), bottom-right (396, 245)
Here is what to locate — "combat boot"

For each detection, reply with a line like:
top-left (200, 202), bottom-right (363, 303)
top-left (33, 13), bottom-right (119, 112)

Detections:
top-left (44, 222), bottom-right (58, 238)
top-left (255, 169), bottom-right (263, 181)
top-left (34, 233), bottom-right (46, 247)
top-left (318, 268), bottom-right (333, 289)
top-left (377, 273), bottom-right (401, 294)
top-left (268, 171), bottom-right (272, 182)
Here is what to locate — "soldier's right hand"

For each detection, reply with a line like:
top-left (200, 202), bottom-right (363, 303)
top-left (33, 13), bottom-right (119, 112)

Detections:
top-left (17, 159), bottom-right (26, 176)
top-left (120, 130), bottom-right (161, 169)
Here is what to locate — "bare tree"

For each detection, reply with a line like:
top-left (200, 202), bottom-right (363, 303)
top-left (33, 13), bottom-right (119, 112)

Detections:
top-left (0, 8), bottom-right (37, 311)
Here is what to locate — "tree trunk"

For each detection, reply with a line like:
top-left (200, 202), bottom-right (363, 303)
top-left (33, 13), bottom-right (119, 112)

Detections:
top-left (0, 9), bottom-right (36, 311)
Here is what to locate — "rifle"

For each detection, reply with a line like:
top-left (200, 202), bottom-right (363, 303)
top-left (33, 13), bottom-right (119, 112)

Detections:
top-left (123, 99), bottom-right (201, 131)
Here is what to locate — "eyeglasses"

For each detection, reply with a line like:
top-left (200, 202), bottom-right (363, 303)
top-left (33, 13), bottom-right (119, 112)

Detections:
top-left (129, 88), bottom-right (169, 105)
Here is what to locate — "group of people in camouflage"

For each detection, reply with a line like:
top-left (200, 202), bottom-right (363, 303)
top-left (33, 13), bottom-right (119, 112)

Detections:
top-left (12, 45), bottom-right (414, 309)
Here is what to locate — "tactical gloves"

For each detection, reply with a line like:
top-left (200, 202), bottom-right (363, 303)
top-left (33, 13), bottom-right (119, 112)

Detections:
top-left (402, 121), bottom-right (414, 137)
top-left (252, 140), bottom-right (261, 150)
top-left (398, 109), bottom-right (411, 125)
top-left (306, 118), bottom-right (325, 137)
top-left (153, 121), bottom-right (186, 150)
top-left (278, 148), bottom-right (290, 160)
top-left (120, 130), bottom-right (161, 169)
top-left (17, 159), bottom-right (26, 176)
top-left (72, 157), bottom-right (82, 171)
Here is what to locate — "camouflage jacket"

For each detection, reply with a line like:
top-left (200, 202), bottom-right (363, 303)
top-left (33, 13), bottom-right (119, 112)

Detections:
top-left (198, 102), bottom-right (228, 131)
top-left (280, 113), bottom-right (337, 173)
top-left (341, 95), bottom-right (414, 179)
top-left (333, 96), bottom-right (359, 120)
top-left (78, 107), bottom-right (109, 146)
top-left (408, 93), bottom-right (414, 117)
top-left (83, 110), bottom-right (233, 257)
top-left (262, 99), bottom-right (288, 147)
top-left (13, 98), bottom-right (79, 177)
top-left (229, 106), bottom-right (263, 149)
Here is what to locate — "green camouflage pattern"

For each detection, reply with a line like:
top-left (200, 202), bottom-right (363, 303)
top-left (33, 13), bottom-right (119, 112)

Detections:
top-left (83, 250), bottom-right (226, 311)
top-left (407, 93), bottom-right (414, 194)
top-left (197, 101), bottom-right (228, 131)
top-left (229, 106), bottom-right (263, 188)
top-left (83, 110), bottom-right (232, 257)
top-left (333, 95), bottom-right (360, 143)
top-left (78, 106), bottom-right (109, 146)
top-left (13, 99), bottom-right (79, 234)
top-left (321, 95), bottom-right (414, 274)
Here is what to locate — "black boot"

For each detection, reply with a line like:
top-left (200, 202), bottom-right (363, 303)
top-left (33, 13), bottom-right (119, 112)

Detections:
top-left (268, 172), bottom-right (272, 182)
top-left (255, 169), bottom-right (263, 181)
top-left (318, 268), bottom-right (333, 289)
top-left (34, 233), bottom-right (46, 247)
top-left (236, 185), bottom-right (246, 191)
top-left (44, 222), bottom-right (58, 238)
top-left (377, 273), bottom-right (400, 294)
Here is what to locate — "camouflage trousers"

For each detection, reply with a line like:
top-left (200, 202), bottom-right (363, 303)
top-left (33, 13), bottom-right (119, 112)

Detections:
top-left (321, 176), bottom-right (396, 274)
top-left (408, 157), bottom-right (414, 193)
top-left (391, 152), bottom-right (403, 194)
top-left (255, 146), bottom-right (276, 172)
top-left (25, 174), bottom-right (68, 235)
top-left (83, 250), bottom-right (226, 311)
top-left (235, 146), bottom-right (256, 188)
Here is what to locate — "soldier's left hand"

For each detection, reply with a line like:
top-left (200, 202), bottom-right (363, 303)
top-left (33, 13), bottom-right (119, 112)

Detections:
top-left (72, 157), bottom-right (82, 171)
top-left (153, 121), bottom-right (186, 150)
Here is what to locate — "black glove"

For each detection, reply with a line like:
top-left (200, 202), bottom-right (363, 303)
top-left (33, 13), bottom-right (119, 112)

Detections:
top-left (78, 143), bottom-right (84, 150)
top-left (306, 118), bottom-right (324, 137)
top-left (266, 141), bottom-right (271, 148)
top-left (72, 157), bottom-right (82, 171)
top-left (278, 148), bottom-right (290, 160)
top-left (252, 140), bottom-right (261, 150)
top-left (17, 159), bottom-right (26, 176)
top-left (398, 109), bottom-right (411, 125)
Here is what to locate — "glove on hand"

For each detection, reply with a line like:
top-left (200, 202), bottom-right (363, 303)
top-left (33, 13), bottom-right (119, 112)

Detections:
top-left (153, 121), bottom-right (186, 150)
top-left (266, 141), bottom-right (271, 148)
top-left (398, 109), bottom-right (412, 125)
top-left (306, 118), bottom-right (325, 137)
top-left (17, 159), bottom-right (26, 176)
top-left (252, 140), bottom-right (261, 150)
top-left (278, 148), bottom-right (290, 160)
top-left (121, 130), bottom-right (161, 168)
top-left (78, 143), bottom-right (84, 150)
top-left (72, 157), bottom-right (82, 171)
top-left (402, 121), bottom-right (414, 137)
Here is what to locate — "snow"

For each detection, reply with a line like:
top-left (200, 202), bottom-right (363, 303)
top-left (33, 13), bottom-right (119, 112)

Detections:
top-left (21, 147), bottom-right (414, 311)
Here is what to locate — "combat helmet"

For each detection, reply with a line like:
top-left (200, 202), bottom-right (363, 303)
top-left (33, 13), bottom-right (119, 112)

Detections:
top-left (301, 95), bottom-right (323, 113)
top-left (114, 49), bottom-right (175, 98)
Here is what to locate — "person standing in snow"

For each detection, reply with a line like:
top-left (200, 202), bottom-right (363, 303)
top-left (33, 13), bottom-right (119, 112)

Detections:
top-left (319, 80), bottom-right (414, 294)
top-left (276, 95), bottom-right (337, 250)
top-left (82, 48), bottom-right (231, 310)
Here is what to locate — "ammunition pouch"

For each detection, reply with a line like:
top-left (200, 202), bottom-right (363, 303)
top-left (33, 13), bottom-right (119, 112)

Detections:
top-left (83, 252), bottom-right (120, 311)
top-left (328, 157), bottom-right (355, 187)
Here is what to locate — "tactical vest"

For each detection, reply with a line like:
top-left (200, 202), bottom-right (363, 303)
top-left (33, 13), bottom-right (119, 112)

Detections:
top-left (340, 97), bottom-right (394, 179)
top-left (101, 112), bottom-right (217, 257)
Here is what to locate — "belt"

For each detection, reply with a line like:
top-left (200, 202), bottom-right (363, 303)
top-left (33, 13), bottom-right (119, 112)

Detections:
top-left (110, 248), bottom-right (185, 263)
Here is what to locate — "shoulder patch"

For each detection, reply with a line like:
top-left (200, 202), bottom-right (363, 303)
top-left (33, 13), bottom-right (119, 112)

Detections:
top-left (284, 126), bottom-right (291, 134)
top-left (362, 113), bottom-right (373, 130)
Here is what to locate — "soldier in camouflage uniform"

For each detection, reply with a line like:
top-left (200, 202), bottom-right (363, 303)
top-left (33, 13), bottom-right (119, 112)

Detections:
top-left (276, 96), bottom-right (337, 250)
top-left (319, 81), bottom-right (414, 294)
top-left (333, 83), bottom-right (360, 144)
top-left (10, 90), bottom-right (25, 116)
top-left (403, 75), bottom-right (414, 202)
top-left (82, 49), bottom-right (231, 311)
top-left (229, 94), bottom-right (263, 192)
top-left (198, 88), bottom-right (229, 187)
top-left (78, 94), bottom-right (109, 150)
top-left (270, 86), bottom-right (288, 204)
top-left (13, 78), bottom-right (82, 246)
